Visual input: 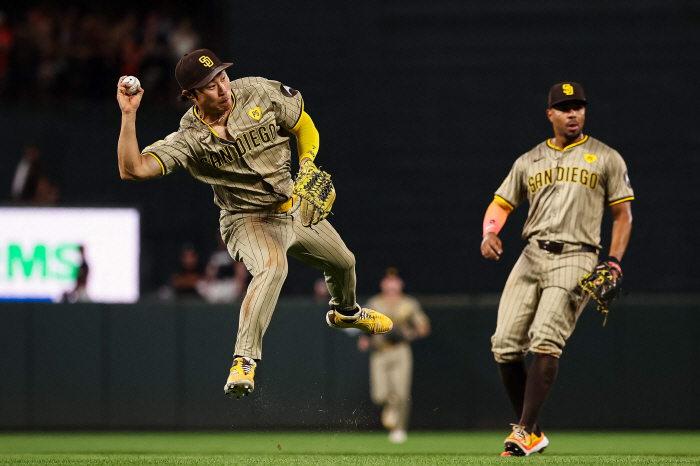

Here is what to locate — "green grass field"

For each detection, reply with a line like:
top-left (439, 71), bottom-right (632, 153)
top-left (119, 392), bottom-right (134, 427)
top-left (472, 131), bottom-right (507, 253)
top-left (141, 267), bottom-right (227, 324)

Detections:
top-left (1, 431), bottom-right (699, 465)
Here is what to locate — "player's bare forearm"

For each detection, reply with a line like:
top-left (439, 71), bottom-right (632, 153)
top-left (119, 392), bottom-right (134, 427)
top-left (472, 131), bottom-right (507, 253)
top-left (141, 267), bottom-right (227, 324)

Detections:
top-left (117, 113), bottom-right (162, 181)
top-left (609, 201), bottom-right (632, 261)
top-left (481, 199), bottom-right (510, 260)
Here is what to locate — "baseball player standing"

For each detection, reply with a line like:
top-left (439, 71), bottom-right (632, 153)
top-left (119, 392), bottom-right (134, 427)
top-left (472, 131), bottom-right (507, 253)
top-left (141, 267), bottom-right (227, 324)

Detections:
top-left (357, 268), bottom-right (430, 444)
top-left (115, 48), bottom-right (392, 399)
top-left (480, 82), bottom-right (633, 456)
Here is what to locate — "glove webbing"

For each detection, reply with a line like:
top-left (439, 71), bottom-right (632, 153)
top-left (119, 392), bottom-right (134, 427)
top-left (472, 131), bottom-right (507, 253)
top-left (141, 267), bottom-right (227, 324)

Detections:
top-left (299, 170), bottom-right (333, 208)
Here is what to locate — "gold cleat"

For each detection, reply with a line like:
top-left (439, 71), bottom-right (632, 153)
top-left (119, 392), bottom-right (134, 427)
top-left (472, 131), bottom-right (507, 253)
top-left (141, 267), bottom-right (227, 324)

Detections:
top-left (224, 357), bottom-right (256, 399)
top-left (326, 307), bottom-right (393, 334)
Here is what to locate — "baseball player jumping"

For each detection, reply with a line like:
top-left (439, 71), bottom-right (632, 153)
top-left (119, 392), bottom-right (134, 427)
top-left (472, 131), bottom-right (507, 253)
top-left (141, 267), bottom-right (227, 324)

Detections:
top-left (480, 83), bottom-right (633, 456)
top-left (115, 49), bottom-right (392, 399)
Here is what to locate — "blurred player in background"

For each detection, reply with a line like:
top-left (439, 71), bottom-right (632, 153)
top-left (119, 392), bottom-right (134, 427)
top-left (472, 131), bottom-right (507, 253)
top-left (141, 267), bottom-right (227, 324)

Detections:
top-left (357, 268), bottom-right (430, 443)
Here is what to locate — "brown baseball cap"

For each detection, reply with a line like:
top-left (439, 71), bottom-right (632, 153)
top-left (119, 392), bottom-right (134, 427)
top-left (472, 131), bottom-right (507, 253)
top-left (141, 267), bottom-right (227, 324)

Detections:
top-left (548, 82), bottom-right (587, 108)
top-left (175, 49), bottom-right (232, 91)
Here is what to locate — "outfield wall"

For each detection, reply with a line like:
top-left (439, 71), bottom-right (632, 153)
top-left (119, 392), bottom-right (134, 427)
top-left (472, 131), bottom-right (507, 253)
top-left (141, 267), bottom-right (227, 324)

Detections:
top-left (1, 296), bottom-right (699, 430)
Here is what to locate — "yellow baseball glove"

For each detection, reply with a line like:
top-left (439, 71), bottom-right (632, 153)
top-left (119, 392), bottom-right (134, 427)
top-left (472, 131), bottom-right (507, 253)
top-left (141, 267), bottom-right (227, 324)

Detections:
top-left (293, 161), bottom-right (336, 227)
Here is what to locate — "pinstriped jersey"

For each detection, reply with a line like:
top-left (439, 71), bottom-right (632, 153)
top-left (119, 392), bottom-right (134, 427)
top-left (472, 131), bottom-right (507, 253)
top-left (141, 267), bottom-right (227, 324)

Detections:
top-left (141, 77), bottom-right (304, 211)
top-left (495, 136), bottom-right (634, 248)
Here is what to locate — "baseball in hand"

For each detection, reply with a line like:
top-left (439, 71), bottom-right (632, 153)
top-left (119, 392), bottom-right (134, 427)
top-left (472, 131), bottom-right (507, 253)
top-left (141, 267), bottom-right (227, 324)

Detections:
top-left (123, 76), bottom-right (140, 95)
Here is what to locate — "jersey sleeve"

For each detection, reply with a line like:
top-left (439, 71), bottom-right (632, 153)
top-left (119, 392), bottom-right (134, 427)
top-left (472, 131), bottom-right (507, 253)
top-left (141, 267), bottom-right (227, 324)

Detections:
top-left (604, 150), bottom-right (635, 205)
top-left (494, 155), bottom-right (528, 210)
top-left (265, 79), bottom-right (304, 130)
top-left (141, 131), bottom-right (190, 176)
top-left (407, 297), bottom-right (429, 328)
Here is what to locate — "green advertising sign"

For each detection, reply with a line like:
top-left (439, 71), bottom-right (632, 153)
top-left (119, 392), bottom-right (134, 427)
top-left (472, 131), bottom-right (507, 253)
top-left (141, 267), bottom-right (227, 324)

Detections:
top-left (6, 244), bottom-right (80, 281)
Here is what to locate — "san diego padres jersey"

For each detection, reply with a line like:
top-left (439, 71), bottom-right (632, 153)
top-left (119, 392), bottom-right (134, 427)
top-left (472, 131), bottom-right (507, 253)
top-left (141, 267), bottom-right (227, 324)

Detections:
top-left (142, 77), bottom-right (304, 211)
top-left (495, 136), bottom-right (634, 248)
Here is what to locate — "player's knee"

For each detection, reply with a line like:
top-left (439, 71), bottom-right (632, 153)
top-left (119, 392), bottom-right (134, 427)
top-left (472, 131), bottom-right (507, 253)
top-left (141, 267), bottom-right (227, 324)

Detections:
top-left (346, 250), bottom-right (356, 268)
top-left (338, 250), bottom-right (355, 273)
top-left (492, 342), bottom-right (527, 363)
top-left (530, 344), bottom-right (563, 358)
top-left (492, 340), bottom-right (526, 363)
top-left (271, 265), bottom-right (289, 283)
top-left (491, 332), bottom-right (526, 363)
top-left (528, 333), bottom-right (564, 358)
top-left (528, 327), bottom-right (566, 357)
top-left (492, 350), bottom-right (526, 364)
top-left (261, 259), bottom-right (289, 283)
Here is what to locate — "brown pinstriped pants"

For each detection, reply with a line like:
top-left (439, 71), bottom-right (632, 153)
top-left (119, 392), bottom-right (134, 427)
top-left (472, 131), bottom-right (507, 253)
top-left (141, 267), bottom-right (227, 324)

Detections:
top-left (491, 240), bottom-right (596, 363)
top-left (219, 202), bottom-right (357, 359)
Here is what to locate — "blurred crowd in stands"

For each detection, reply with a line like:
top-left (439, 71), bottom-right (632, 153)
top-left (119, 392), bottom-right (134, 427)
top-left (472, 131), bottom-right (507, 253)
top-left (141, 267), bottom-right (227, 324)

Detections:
top-left (164, 238), bottom-right (251, 304)
top-left (11, 142), bottom-right (60, 205)
top-left (0, 4), bottom-right (222, 106)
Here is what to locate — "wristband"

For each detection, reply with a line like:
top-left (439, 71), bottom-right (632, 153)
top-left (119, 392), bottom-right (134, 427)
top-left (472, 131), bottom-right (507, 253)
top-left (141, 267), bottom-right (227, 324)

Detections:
top-left (603, 256), bottom-right (622, 276)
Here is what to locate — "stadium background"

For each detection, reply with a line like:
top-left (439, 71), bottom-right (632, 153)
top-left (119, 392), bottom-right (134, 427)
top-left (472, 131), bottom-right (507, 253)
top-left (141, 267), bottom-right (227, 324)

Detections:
top-left (1, 0), bottom-right (700, 434)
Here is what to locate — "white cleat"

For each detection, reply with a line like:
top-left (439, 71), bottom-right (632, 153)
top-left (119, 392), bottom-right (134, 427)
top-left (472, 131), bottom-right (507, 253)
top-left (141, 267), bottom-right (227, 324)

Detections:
top-left (388, 429), bottom-right (407, 444)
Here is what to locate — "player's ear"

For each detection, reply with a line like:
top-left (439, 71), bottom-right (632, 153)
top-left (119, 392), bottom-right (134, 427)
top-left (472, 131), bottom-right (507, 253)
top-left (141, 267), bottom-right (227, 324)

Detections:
top-left (546, 108), bottom-right (553, 122)
top-left (182, 90), bottom-right (195, 102)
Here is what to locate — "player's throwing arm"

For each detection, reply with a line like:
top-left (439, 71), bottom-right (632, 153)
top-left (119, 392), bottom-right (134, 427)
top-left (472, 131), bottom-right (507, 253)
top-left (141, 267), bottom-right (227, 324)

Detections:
top-left (116, 76), bottom-right (163, 181)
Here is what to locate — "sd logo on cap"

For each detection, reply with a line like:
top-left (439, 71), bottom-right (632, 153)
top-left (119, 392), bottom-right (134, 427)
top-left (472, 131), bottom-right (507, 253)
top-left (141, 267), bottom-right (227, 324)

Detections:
top-left (176, 49), bottom-right (232, 91)
top-left (548, 82), bottom-right (587, 108)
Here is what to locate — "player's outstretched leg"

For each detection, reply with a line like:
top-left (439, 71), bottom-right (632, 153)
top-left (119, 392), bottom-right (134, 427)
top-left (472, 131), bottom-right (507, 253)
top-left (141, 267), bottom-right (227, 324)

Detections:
top-left (224, 357), bottom-right (256, 399)
top-left (288, 217), bottom-right (393, 334)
